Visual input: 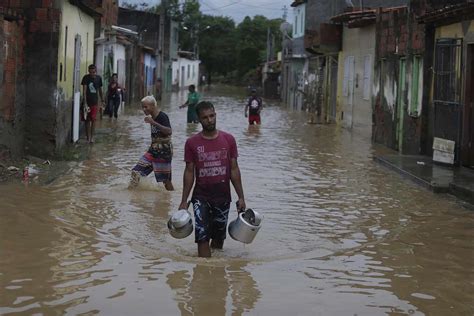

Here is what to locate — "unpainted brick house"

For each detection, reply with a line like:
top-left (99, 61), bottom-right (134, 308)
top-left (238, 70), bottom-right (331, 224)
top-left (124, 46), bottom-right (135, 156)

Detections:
top-left (372, 0), bottom-right (474, 167)
top-left (372, 4), bottom-right (425, 154)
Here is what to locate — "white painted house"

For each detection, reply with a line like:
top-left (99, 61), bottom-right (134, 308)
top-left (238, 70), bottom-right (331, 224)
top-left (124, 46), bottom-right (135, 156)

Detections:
top-left (172, 52), bottom-right (200, 90)
top-left (95, 26), bottom-right (135, 91)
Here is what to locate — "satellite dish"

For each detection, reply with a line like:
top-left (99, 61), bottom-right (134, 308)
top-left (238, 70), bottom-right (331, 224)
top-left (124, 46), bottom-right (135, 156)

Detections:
top-left (279, 22), bottom-right (292, 35)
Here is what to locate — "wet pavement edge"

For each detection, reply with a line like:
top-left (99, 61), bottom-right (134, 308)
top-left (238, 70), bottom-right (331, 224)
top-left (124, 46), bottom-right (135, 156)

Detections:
top-left (374, 154), bottom-right (474, 206)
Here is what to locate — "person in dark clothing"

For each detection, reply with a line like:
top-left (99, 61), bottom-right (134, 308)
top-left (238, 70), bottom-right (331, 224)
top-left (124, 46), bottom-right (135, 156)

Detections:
top-left (244, 89), bottom-right (263, 125)
top-left (130, 95), bottom-right (174, 191)
top-left (81, 64), bottom-right (105, 143)
top-left (105, 73), bottom-right (123, 119)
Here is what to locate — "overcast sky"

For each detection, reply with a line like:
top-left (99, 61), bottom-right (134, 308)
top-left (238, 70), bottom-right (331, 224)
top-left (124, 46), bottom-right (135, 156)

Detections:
top-left (119, 0), bottom-right (291, 23)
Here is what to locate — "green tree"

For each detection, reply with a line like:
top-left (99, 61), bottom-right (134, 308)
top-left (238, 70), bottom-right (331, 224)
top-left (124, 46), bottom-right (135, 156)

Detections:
top-left (179, 0), bottom-right (202, 54)
top-left (121, 1), bottom-right (284, 85)
top-left (198, 15), bottom-right (237, 81)
top-left (235, 15), bottom-right (283, 78)
top-left (120, 1), bottom-right (150, 10)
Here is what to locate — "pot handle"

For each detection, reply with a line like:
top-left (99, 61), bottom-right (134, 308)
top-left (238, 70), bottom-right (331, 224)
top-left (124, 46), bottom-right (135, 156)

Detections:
top-left (235, 202), bottom-right (245, 213)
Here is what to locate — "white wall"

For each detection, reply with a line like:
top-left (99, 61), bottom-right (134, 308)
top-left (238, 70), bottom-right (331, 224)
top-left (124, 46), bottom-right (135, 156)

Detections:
top-left (340, 25), bottom-right (376, 140)
top-left (292, 3), bottom-right (306, 39)
top-left (113, 44), bottom-right (126, 88)
top-left (95, 41), bottom-right (127, 91)
top-left (144, 54), bottom-right (157, 95)
top-left (172, 57), bottom-right (200, 89)
top-left (56, 1), bottom-right (95, 99)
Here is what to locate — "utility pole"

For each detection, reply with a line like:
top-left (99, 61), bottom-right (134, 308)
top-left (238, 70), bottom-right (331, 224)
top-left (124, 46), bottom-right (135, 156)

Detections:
top-left (159, 0), bottom-right (167, 93)
top-left (266, 27), bottom-right (270, 63)
top-left (282, 5), bottom-right (288, 21)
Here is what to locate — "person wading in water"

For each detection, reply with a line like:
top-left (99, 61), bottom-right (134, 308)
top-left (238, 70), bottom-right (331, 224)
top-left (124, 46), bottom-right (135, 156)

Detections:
top-left (179, 101), bottom-right (246, 257)
top-left (129, 95), bottom-right (174, 191)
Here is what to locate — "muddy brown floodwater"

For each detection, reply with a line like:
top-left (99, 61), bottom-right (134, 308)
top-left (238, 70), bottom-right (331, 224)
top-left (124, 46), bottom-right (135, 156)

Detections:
top-left (1, 86), bottom-right (473, 315)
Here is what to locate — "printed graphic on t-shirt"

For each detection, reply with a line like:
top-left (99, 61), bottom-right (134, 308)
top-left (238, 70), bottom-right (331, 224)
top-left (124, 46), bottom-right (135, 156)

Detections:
top-left (198, 148), bottom-right (228, 178)
top-left (250, 99), bottom-right (259, 109)
top-left (89, 82), bottom-right (97, 94)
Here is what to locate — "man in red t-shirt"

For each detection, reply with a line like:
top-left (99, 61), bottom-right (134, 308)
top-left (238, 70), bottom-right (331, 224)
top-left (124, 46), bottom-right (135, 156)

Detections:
top-left (179, 101), bottom-right (246, 257)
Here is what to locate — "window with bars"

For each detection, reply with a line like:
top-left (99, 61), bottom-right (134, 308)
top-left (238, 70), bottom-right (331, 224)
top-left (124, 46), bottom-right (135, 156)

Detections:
top-left (434, 38), bottom-right (462, 104)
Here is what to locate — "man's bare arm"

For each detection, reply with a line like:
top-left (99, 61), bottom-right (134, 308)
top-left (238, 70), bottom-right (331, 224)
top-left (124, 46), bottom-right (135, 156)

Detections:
top-left (230, 158), bottom-right (246, 211)
top-left (179, 161), bottom-right (195, 209)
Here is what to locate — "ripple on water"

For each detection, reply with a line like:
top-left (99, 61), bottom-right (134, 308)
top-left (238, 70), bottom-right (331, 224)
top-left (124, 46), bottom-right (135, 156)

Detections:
top-left (0, 90), bottom-right (473, 315)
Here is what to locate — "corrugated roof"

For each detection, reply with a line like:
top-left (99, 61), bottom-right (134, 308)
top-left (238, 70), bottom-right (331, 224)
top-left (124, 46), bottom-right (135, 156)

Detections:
top-left (69, 0), bottom-right (102, 17)
top-left (331, 9), bottom-right (377, 28)
top-left (418, 2), bottom-right (474, 23)
top-left (290, 0), bottom-right (306, 8)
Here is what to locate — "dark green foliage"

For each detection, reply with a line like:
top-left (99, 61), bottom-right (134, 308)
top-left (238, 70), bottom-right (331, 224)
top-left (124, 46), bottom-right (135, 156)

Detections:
top-left (121, 1), bottom-right (283, 84)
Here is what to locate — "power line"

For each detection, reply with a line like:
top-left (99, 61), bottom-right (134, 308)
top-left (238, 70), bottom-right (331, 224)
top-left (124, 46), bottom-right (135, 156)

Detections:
top-left (234, 3), bottom-right (285, 11)
top-left (199, 0), bottom-right (224, 12)
top-left (201, 1), bottom-right (285, 13)
top-left (200, 0), bottom-right (243, 12)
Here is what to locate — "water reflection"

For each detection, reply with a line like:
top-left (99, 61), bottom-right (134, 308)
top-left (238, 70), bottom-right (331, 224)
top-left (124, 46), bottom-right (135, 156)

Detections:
top-left (167, 262), bottom-right (260, 315)
top-left (244, 124), bottom-right (261, 138)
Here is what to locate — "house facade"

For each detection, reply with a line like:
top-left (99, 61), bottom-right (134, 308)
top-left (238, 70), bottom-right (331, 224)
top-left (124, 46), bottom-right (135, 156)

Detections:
top-left (172, 52), bottom-right (200, 90)
top-left (0, 1), bottom-right (99, 158)
top-left (56, 1), bottom-right (97, 144)
top-left (332, 10), bottom-right (377, 140)
top-left (372, 5), bottom-right (425, 153)
top-left (297, 0), bottom-right (408, 125)
top-left (419, 1), bottom-right (474, 166)
top-left (281, 0), bottom-right (307, 111)
top-left (118, 7), bottom-right (160, 103)
top-left (118, 7), bottom-right (178, 102)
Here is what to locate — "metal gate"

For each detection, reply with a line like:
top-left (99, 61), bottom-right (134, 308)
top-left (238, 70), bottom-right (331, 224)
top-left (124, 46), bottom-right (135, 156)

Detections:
top-left (433, 38), bottom-right (463, 161)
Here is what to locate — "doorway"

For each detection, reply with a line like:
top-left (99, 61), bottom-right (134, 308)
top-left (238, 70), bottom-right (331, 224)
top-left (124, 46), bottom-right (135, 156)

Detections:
top-left (433, 38), bottom-right (463, 163)
top-left (396, 58), bottom-right (406, 152)
top-left (344, 55), bottom-right (355, 129)
top-left (462, 44), bottom-right (474, 167)
top-left (72, 34), bottom-right (81, 142)
top-left (329, 56), bottom-right (338, 122)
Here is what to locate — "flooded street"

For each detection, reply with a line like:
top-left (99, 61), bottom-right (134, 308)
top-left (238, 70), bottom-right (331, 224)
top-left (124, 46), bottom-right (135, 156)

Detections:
top-left (1, 86), bottom-right (473, 315)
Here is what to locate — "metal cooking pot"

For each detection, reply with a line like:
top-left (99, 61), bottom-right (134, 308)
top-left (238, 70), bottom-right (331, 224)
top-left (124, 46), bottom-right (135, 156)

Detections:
top-left (167, 209), bottom-right (193, 239)
top-left (228, 209), bottom-right (263, 244)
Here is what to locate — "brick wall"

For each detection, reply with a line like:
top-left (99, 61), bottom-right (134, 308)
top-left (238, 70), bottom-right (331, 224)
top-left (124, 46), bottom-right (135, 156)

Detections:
top-left (24, 4), bottom-right (61, 158)
top-left (1, 19), bottom-right (24, 121)
top-left (118, 8), bottom-right (160, 50)
top-left (0, 2), bottom-right (61, 158)
top-left (100, 0), bottom-right (118, 29)
top-left (0, 15), bottom-right (26, 158)
top-left (373, 4), bottom-right (427, 154)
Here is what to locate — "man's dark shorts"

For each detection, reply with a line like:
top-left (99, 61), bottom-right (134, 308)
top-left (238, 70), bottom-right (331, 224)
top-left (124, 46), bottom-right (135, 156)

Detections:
top-left (192, 198), bottom-right (230, 243)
